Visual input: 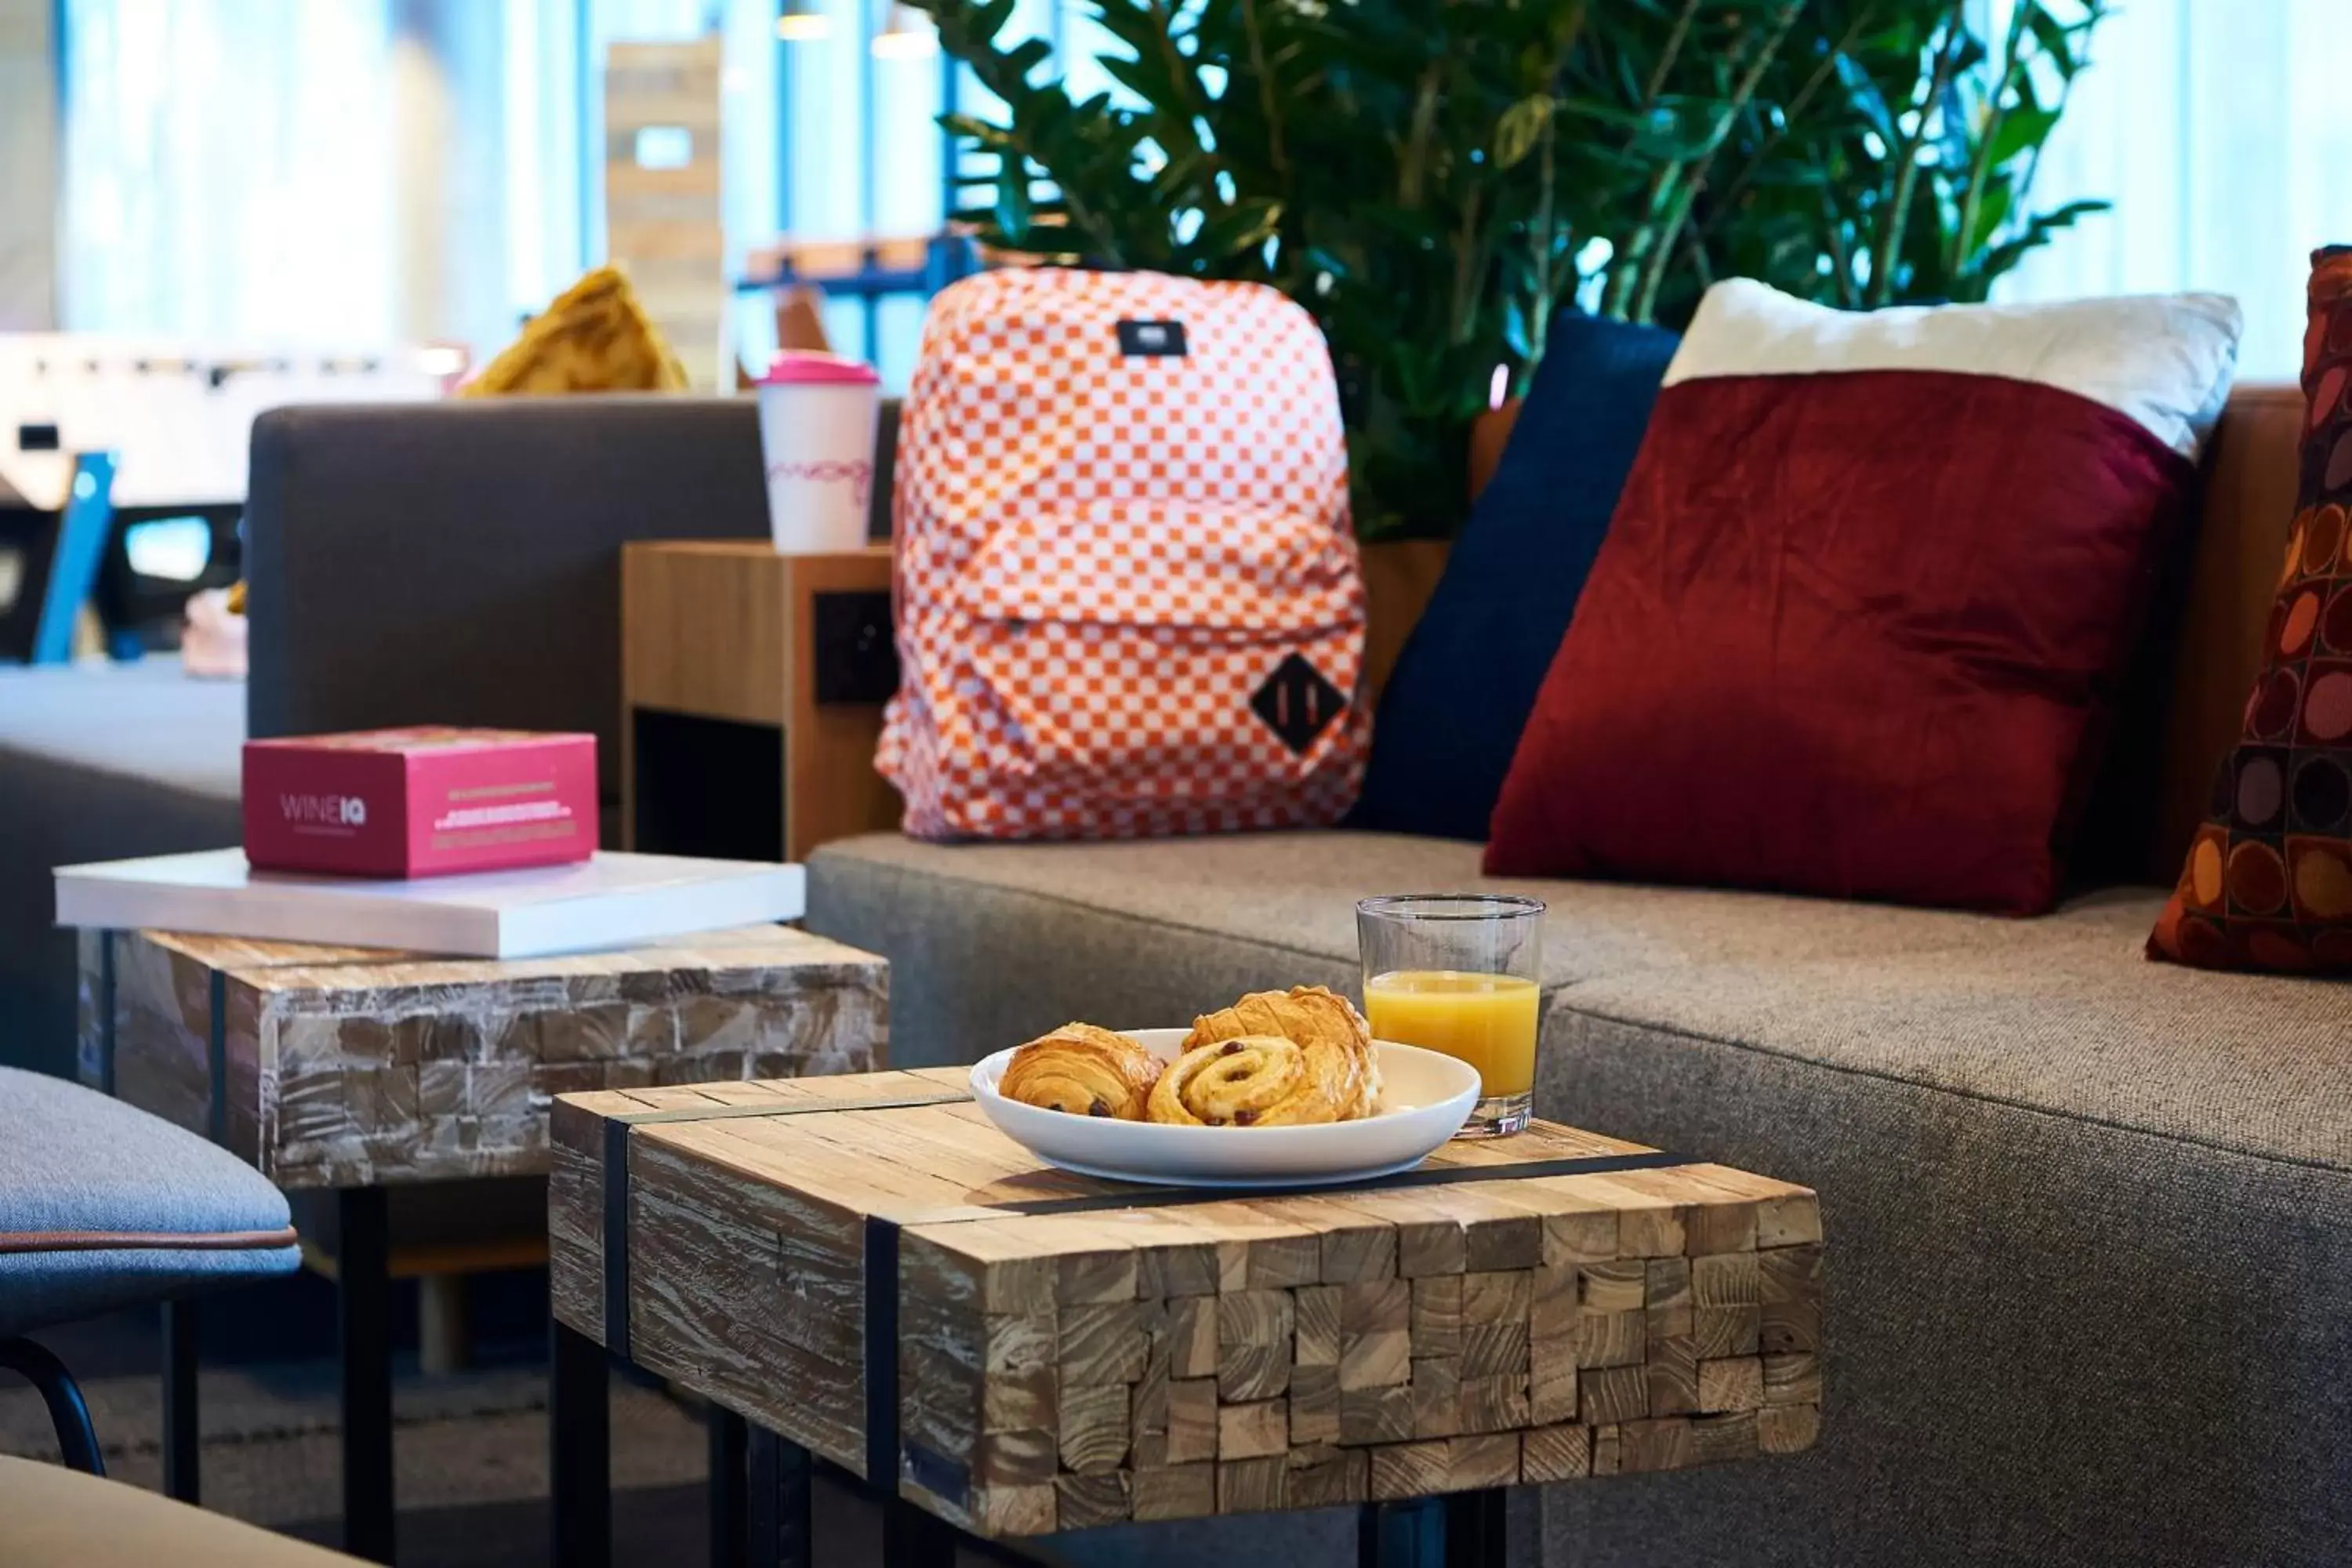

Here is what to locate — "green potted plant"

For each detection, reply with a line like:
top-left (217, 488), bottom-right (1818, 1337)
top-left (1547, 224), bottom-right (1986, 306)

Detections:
top-left (913, 0), bottom-right (2108, 539)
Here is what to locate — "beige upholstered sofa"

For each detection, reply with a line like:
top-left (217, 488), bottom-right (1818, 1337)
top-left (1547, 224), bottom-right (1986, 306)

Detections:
top-left (808, 384), bottom-right (2352, 1566)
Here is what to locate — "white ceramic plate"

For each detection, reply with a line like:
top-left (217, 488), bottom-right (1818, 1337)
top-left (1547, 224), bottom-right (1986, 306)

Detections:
top-left (971, 1028), bottom-right (1479, 1189)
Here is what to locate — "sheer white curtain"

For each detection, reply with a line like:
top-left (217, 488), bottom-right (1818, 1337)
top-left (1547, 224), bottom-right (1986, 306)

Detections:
top-left (60, 0), bottom-right (397, 346)
top-left (58, 0), bottom-right (791, 361)
top-left (1998, 0), bottom-right (2352, 379)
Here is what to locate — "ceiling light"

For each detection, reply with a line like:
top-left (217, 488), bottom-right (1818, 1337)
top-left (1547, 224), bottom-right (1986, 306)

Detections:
top-left (775, 0), bottom-right (828, 42)
top-left (871, 3), bottom-right (936, 57)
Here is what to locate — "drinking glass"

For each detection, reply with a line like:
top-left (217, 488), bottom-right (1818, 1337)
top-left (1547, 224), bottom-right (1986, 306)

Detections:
top-left (1356, 894), bottom-right (1544, 1138)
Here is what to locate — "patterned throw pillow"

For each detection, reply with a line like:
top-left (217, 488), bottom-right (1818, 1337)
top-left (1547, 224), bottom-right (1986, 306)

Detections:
top-left (2151, 245), bottom-right (2352, 970)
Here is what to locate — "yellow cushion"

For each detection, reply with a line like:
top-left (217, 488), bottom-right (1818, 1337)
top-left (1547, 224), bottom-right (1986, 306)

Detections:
top-left (460, 265), bottom-right (689, 397)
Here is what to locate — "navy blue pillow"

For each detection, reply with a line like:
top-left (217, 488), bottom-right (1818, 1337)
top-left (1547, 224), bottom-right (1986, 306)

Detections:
top-left (1351, 312), bottom-right (1679, 840)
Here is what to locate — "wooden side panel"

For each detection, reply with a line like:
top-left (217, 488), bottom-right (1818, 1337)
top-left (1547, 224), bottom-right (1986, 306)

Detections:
top-left (557, 1082), bottom-right (1827, 1537)
top-left (548, 1132), bottom-right (606, 1343)
top-left (107, 928), bottom-right (220, 1140)
top-left (97, 926), bottom-right (885, 1189)
top-left (622, 543), bottom-right (789, 728)
top-left (623, 1133), bottom-right (870, 1470)
top-left (620, 541), bottom-right (901, 860)
top-left (780, 548), bottom-right (903, 859)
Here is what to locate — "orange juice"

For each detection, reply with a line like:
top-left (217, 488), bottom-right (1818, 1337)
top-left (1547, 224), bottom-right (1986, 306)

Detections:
top-left (1363, 970), bottom-right (1540, 1094)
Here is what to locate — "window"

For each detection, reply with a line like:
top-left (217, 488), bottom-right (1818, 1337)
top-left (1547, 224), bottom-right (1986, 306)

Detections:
top-left (1996, 0), bottom-right (2352, 379)
top-left (56, 1), bottom-right (2352, 385)
top-left (57, 0), bottom-right (959, 383)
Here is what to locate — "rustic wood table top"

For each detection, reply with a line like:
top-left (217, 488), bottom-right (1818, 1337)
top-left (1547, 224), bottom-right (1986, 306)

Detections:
top-left (78, 924), bottom-right (887, 1189)
top-left (550, 1069), bottom-right (1824, 1539)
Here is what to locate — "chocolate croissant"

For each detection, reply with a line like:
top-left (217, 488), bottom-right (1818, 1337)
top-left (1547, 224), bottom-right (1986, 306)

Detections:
top-left (999, 1023), bottom-right (1162, 1120)
top-left (1183, 985), bottom-right (1381, 1120)
top-left (1146, 1036), bottom-right (1341, 1127)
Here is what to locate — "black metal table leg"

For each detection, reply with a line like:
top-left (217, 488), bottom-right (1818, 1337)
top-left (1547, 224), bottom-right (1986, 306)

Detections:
top-left (1359, 1488), bottom-right (1511, 1567)
top-left (550, 1320), bottom-right (613, 1568)
top-left (882, 1492), bottom-right (960, 1568)
top-left (337, 1185), bottom-right (396, 1563)
top-left (1361, 1496), bottom-right (1446, 1568)
top-left (709, 1404), bottom-right (749, 1568)
top-left (162, 1298), bottom-right (200, 1502)
top-left (1445, 1488), bottom-right (1508, 1568)
top-left (748, 1425), bottom-right (813, 1568)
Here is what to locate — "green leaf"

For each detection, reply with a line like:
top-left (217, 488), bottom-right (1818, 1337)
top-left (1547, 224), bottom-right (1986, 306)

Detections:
top-left (1631, 96), bottom-right (1734, 162)
top-left (940, 113), bottom-right (1018, 152)
top-left (1984, 106), bottom-right (2059, 168)
top-left (2025, 5), bottom-right (2091, 78)
top-left (1004, 37), bottom-right (1053, 78)
top-left (1963, 179), bottom-right (2013, 256)
top-left (994, 164), bottom-right (1033, 245)
top-left (1494, 94), bottom-right (1554, 170)
top-left (1098, 53), bottom-right (1168, 105)
top-left (1191, 198), bottom-right (1284, 260)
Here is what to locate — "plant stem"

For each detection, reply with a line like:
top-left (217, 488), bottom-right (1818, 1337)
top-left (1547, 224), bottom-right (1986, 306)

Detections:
top-left (2007, 2), bottom-right (2104, 270)
top-left (1450, 186), bottom-right (1486, 346)
top-left (1148, 0), bottom-right (1221, 176)
top-left (1643, 0), bottom-right (1700, 108)
top-left (1529, 103), bottom-right (1558, 364)
top-left (1628, 0), bottom-right (1802, 320)
top-left (1697, 9), bottom-right (1875, 243)
top-left (1399, 60), bottom-right (1443, 209)
top-left (1240, 0), bottom-right (1288, 179)
top-left (1867, 0), bottom-right (1968, 307)
top-left (1950, 2), bottom-right (2034, 283)
top-left (1821, 183), bottom-right (1860, 308)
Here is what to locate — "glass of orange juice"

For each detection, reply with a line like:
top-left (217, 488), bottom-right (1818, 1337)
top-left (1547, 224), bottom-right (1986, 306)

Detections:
top-left (1357, 895), bottom-right (1544, 1138)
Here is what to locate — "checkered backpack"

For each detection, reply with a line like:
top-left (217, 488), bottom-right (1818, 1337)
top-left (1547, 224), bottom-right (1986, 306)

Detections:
top-left (878, 267), bottom-right (1367, 840)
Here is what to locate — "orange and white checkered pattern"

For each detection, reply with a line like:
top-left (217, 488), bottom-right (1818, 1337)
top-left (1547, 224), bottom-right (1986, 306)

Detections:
top-left (878, 268), bottom-right (1367, 840)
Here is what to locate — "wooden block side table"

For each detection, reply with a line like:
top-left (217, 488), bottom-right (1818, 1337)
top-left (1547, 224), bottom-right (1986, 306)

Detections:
top-left (622, 541), bottom-right (902, 865)
top-left (547, 1072), bottom-right (1824, 1566)
top-left (75, 923), bottom-right (888, 1563)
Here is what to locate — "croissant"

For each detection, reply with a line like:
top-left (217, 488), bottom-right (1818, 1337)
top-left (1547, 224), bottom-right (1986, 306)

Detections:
top-left (1146, 1036), bottom-right (1341, 1127)
top-left (999, 1023), bottom-right (1163, 1120)
top-left (1183, 985), bottom-right (1381, 1120)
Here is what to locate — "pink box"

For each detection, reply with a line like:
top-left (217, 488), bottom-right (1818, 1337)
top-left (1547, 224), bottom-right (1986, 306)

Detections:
top-left (243, 728), bottom-right (597, 878)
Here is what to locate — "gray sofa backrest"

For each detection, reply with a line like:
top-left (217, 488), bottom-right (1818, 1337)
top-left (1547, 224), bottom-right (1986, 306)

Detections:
top-left (243, 396), bottom-right (895, 824)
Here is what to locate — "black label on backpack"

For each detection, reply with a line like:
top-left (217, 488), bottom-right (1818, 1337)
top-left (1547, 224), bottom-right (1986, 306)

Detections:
top-left (1116, 319), bottom-right (1188, 358)
top-left (1252, 653), bottom-right (1347, 754)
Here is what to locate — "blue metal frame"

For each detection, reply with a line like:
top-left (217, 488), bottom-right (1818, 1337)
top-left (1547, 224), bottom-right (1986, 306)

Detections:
top-left (30, 451), bottom-right (118, 666)
top-left (857, 0), bottom-right (880, 361)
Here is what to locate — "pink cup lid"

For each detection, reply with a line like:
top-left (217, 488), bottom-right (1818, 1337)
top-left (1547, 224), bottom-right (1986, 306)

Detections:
top-left (758, 350), bottom-right (880, 387)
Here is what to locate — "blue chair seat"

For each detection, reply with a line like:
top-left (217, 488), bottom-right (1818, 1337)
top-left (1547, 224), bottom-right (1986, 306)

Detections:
top-left (0, 1066), bottom-right (298, 1336)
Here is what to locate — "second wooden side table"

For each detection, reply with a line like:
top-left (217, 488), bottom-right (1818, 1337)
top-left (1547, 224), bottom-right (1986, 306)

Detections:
top-left (78, 923), bottom-right (887, 1563)
top-left (547, 1071), bottom-right (1824, 1566)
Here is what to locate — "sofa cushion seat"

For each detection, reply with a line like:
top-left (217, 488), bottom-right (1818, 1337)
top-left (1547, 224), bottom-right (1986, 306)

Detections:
top-left (0, 659), bottom-right (243, 1077)
top-left (0, 1066), bottom-right (299, 1337)
top-left (1548, 901), bottom-right (2350, 1168)
top-left (1539, 915), bottom-right (2352, 1567)
top-left (804, 830), bottom-right (2155, 1067)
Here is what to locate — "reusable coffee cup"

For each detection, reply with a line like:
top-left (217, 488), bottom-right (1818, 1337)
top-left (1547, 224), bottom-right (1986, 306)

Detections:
top-left (753, 350), bottom-right (882, 552)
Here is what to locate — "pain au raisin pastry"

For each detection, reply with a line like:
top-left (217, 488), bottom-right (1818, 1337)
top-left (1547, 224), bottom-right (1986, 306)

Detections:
top-left (1146, 1035), bottom-right (1340, 1127)
top-left (998, 1023), bottom-right (1162, 1120)
top-left (1182, 985), bottom-right (1381, 1120)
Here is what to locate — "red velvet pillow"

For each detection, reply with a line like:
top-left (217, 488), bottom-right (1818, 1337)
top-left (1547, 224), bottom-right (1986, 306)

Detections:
top-left (1485, 280), bottom-right (2243, 915)
top-left (2151, 245), bottom-right (2352, 969)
